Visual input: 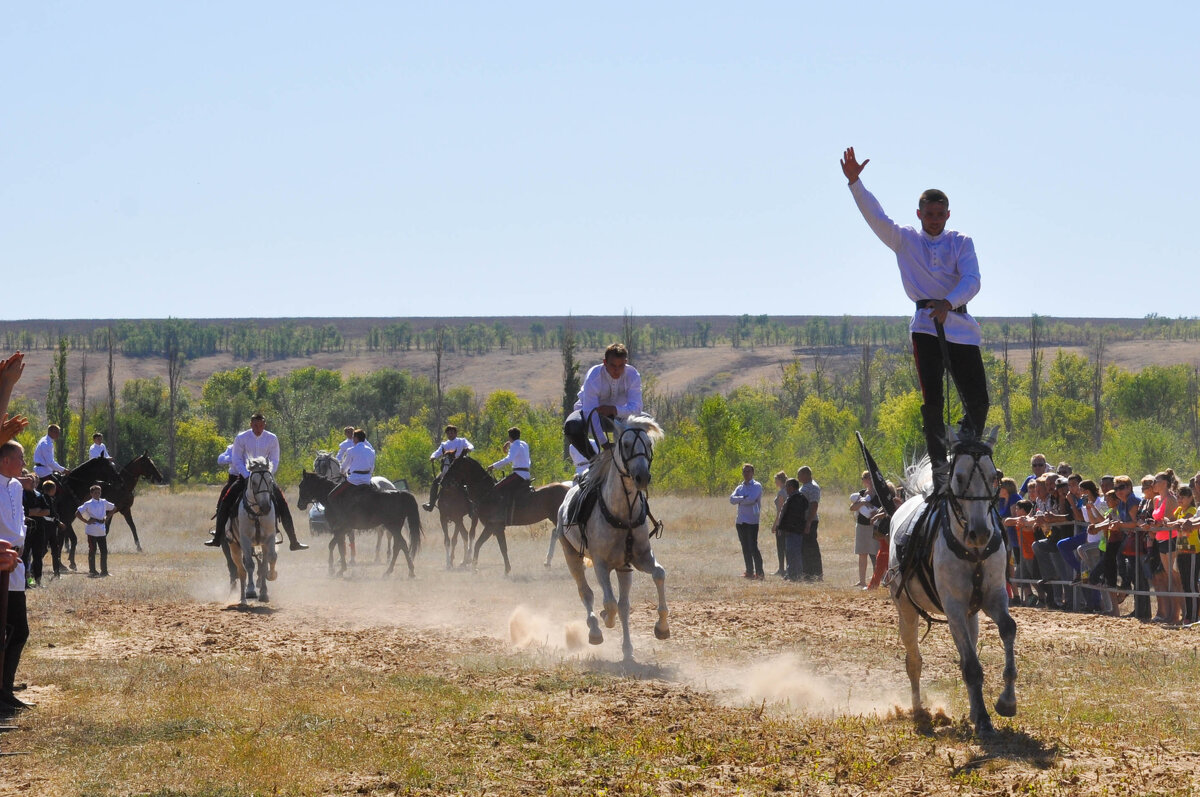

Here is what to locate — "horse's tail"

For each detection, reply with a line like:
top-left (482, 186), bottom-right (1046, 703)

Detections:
top-left (402, 491), bottom-right (423, 558)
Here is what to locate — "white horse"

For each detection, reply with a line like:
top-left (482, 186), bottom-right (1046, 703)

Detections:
top-left (556, 415), bottom-right (669, 660)
top-left (227, 457), bottom-right (278, 605)
top-left (888, 427), bottom-right (1016, 735)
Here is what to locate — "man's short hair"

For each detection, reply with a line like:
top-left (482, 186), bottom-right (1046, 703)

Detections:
top-left (0, 441), bottom-right (21, 461)
top-left (1068, 473), bottom-right (1082, 484)
top-left (604, 343), bottom-right (629, 362)
top-left (785, 478), bottom-right (800, 492)
top-left (90, 484), bottom-right (103, 492)
top-left (250, 412), bottom-right (266, 422)
top-left (344, 426), bottom-right (354, 434)
top-left (508, 427), bottom-right (521, 440)
top-left (919, 189), bottom-right (948, 209)
top-left (353, 429), bottom-right (366, 442)
top-left (797, 465), bottom-right (812, 476)
top-left (445, 425), bottom-right (457, 435)
top-left (92, 432), bottom-right (103, 440)
top-left (48, 424), bottom-right (61, 434)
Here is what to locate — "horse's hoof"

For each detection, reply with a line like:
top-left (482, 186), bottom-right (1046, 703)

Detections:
top-left (654, 625), bottom-right (671, 640)
top-left (267, 565), bottom-right (277, 582)
top-left (974, 716), bottom-right (995, 737)
top-left (995, 697), bottom-right (1017, 718)
top-left (259, 595), bottom-right (270, 604)
top-left (601, 608), bottom-right (616, 628)
top-left (135, 546), bottom-right (143, 553)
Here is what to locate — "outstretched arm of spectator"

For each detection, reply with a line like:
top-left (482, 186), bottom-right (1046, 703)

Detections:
top-left (0, 352), bottom-right (24, 418)
top-left (0, 413), bottom-right (27, 446)
top-left (0, 540), bottom-right (17, 573)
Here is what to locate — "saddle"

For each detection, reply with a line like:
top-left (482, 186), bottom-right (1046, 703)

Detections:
top-left (891, 499), bottom-right (948, 619)
top-left (564, 475), bottom-right (600, 531)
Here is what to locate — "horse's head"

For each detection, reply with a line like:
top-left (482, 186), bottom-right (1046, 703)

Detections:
top-left (296, 470), bottom-right (330, 510)
top-left (138, 453), bottom-right (166, 484)
top-left (243, 458), bottom-right (275, 516)
top-left (313, 451), bottom-right (340, 481)
top-left (947, 426), bottom-right (1000, 546)
top-left (444, 454), bottom-right (487, 491)
top-left (613, 414), bottom-right (664, 492)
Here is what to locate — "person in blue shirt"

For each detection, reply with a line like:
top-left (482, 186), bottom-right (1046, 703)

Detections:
top-left (730, 464), bottom-right (764, 580)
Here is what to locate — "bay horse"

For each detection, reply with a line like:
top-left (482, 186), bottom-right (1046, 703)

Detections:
top-left (442, 455), bottom-right (569, 575)
top-left (48, 457), bottom-right (124, 563)
top-left (296, 471), bottom-right (422, 577)
top-left (888, 426), bottom-right (1016, 736)
top-left (555, 414), bottom-right (668, 660)
top-left (227, 457), bottom-right (277, 605)
top-left (430, 456), bottom-right (479, 570)
top-left (104, 453), bottom-right (166, 551)
top-left (311, 451), bottom-right (397, 563)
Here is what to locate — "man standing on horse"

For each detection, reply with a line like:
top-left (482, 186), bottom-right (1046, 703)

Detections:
top-left (486, 427), bottom-right (531, 523)
top-left (564, 343), bottom-right (643, 458)
top-left (33, 424), bottom-right (68, 480)
top-left (205, 413), bottom-right (308, 551)
top-left (841, 147), bottom-right (989, 491)
top-left (423, 425), bottom-right (474, 511)
top-left (336, 429), bottom-right (376, 497)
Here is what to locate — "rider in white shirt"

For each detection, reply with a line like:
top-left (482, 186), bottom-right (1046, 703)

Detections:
top-left (423, 425), bottom-right (474, 511)
top-left (32, 425), bottom-right (68, 479)
top-left (487, 427), bottom-right (531, 521)
top-left (335, 426), bottom-right (355, 463)
top-left (564, 343), bottom-right (642, 459)
top-left (206, 413), bottom-right (307, 551)
top-left (88, 433), bottom-right (110, 460)
top-left (335, 430), bottom-right (376, 498)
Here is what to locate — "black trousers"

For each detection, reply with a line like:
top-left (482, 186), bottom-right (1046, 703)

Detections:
top-left (800, 519), bottom-right (823, 580)
top-left (3, 589), bottom-right (28, 692)
top-left (563, 411), bottom-right (597, 459)
top-left (736, 523), bottom-right (763, 577)
top-left (911, 332), bottom-right (989, 464)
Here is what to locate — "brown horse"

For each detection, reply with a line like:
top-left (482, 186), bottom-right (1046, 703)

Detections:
top-left (104, 453), bottom-right (166, 551)
top-left (443, 456), bottom-right (569, 575)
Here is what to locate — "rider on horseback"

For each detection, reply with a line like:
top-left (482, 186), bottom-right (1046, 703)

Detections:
top-left (332, 429), bottom-right (375, 499)
top-left (485, 427), bottom-right (531, 524)
top-left (423, 425), bottom-right (474, 511)
top-left (205, 413), bottom-right (309, 551)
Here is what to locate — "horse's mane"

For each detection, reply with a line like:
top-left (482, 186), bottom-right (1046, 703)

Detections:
top-left (584, 414), bottom-right (665, 487)
top-left (617, 413), bottom-right (665, 444)
top-left (903, 453), bottom-right (934, 499)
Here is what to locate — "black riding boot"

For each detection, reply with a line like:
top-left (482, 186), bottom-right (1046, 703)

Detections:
top-left (273, 487), bottom-right (308, 550)
top-left (423, 477), bottom-right (441, 512)
top-left (206, 479), bottom-right (244, 547)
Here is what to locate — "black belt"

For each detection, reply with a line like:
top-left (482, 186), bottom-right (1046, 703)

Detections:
top-left (34, 463), bottom-right (48, 469)
top-left (351, 470), bottom-right (371, 474)
top-left (916, 299), bottom-right (967, 314)
top-left (514, 468), bottom-right (530, 473)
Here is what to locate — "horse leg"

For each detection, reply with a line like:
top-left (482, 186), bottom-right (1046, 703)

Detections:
top-left (496, 528), bottom-right (511, 576)
top-left (327, 533), bottom-right (337, 576)
top-left (228, 534), bottom-right (248, 604)
top-left (220, 539), bottom-right (238, 590)
top-left (632, 548), bottom-right (670, 640)
top-left (441, 516), bottom-right (453, 570)
top-left (348, 530), bottom-right (357, 565)
top-left (895, 596), bottom-right (924, 719)
top-left (593, 561), bottom-right (619, 629)
top-left (984, 590), bottom-right (1018, 718)
top-left (261, 536), bottom-right (276, 602)
top-left (121, 509), bottom-right (142, 552)
top-left (472, 525), bottom-right (494, 572)
top-left (616, 567), bottom-right (634, 661)
top-left (944, 597), bottom-right (991, 735)
top-left (241, 531), bottom-right (258, 600)
top-left (465, 517), bottom-right (478, 568)
top-left (562, 539), bottom-right (602, 644)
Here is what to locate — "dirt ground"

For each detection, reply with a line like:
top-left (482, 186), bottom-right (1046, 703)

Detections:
top-left (6, 490), bottom-right (1200, 794)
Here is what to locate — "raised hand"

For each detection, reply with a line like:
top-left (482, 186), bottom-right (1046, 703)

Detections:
top-left (0, 413), bottom-right (28, 446)
top-left (841, 147), bottom-right (869, 184)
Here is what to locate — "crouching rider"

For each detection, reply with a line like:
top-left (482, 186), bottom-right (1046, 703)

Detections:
top-left (423, 425), bottom-right (474, 511)
top-left (205, 412), bottom-right (309, 551)
top-left (486, 427), bottom-right (531, 523)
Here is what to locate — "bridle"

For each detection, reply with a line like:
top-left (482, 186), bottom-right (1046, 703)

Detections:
top-left (944, 437), bottom-right (1002, 550)
top-left (596, 426), bottom-right (663, 566)
top-left (242, 465), bottom-right (275, 543)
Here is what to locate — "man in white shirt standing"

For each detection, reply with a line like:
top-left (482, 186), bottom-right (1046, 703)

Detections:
top-left (564, 342), bottom-right (643, 459)
top-left (88, 433), bottom-right (110, 460)
top-left (335, 426), bottom-right (355, 464)
top-left (842, 147), bottom-right (989, 491)
top-left (486, 427), bottom-right (531, 523)
top-left (0, 441), bottom-right (33, 714)
top-left (33, 424), bottom-right (69, 479)
top-left (206, 413), bottom-right (308, 551)
top-left (423, 425), bottom-right (474, 511)
top-left (730, 464), bottom-right (764, 580)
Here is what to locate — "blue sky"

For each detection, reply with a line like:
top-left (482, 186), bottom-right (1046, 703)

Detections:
top-left (3, 3), bottom-right (1195, 320)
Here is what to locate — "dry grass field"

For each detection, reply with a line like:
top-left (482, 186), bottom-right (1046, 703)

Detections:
top-left (6, 486), bottom-right (1200, 795)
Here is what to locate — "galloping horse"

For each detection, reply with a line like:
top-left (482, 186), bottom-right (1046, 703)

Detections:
top-left (555, 414), bottom-right (669, 660)
top-left (227, 457), bottom-right (278, 605)
top-left (441, 455), bottom-right (569, 575)
top-left (430, 456), bottom-right (480, 569)
top-left (888, 427), bottom-right (1016, 736)
top-left (296, 471), bottom-right (422, 577)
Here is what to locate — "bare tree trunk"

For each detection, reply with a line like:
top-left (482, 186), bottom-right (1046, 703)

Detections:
top-left (1029, 315), bottom-right (1043, 431)
top-left (432, 326), bottom-right (446, 441)
top-left (858, 342), bottom-right (873, 429)
top-left (166, 327), bottom-right (185, 482)
top-left (1092, 333), bottom-right (1106, 450)
top-left (107, 326), bottom-right (117, 456)
top-left (1001, 325), bottom-right (1012, 434)
top-left (77, 352), bottom-right (89, 463)
top-left (622, 308), bottom-right (637, 361)
top-left (561, 317), bottom-right (580, 458)
top-left (812, 353), bottom-right (830, 401)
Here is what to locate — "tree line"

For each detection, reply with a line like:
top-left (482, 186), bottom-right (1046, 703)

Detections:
top-left (12, 315), bottom-right (1200, 496)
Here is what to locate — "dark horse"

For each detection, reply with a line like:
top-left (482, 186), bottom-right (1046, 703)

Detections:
top-left (50, 454), bottom-right (165, 552)
top-left (431, 456), bottom-right (481, 570)
top-left (441, 456), bottom-right (569, 575)
top-left (296, 471), bottom-right (423, 577)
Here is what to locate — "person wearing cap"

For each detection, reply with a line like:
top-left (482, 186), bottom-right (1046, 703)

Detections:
top-left (841, 147), bottom-right (988, 492)
top-left (205, 413), bottom-right (308, 551)
top-left (485, 427), bottom-right (532, 523)
top-left (32, 424), bottom-right (69, 479)
top-left (424, 425), bottom-right (474, 511)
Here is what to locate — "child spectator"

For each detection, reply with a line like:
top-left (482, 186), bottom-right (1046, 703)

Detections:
top-left (75, 485), bottom-right (115, 577)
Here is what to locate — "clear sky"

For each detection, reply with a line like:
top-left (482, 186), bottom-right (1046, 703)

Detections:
top-left (3, 3), bottom-right (1195, 321)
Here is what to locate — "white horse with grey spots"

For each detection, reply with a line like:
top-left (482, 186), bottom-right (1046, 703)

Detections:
top-left (227, 456), bottom-right (279, 605)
